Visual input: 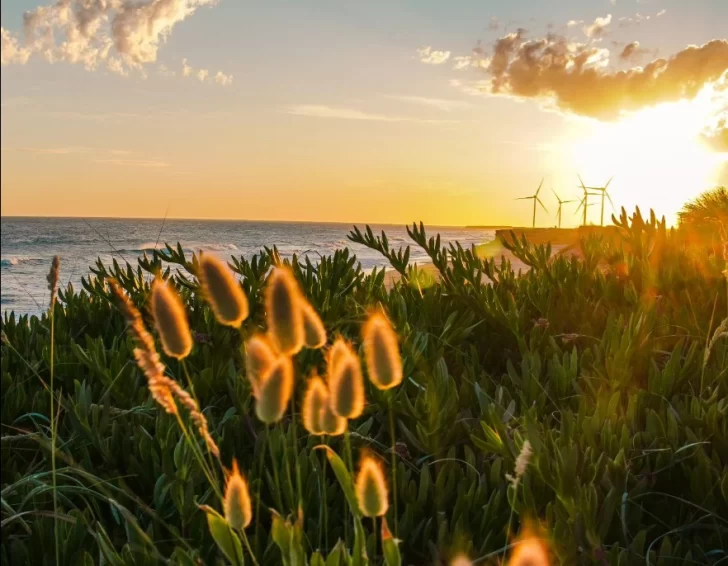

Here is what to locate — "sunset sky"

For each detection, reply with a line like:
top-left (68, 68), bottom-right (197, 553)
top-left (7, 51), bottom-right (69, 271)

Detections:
top-left (2, 0), bottom-right (727, 226)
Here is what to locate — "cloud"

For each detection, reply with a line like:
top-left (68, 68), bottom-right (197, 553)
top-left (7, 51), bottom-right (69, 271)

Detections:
top-left (619, 10), bottom-right (665, 28)
top-left (180, 58), bottom-right (231, 85)
top-left (1, 27), bottom-right (31, 65)
top-left (466, 30), bottom-right (728, 120)
top-left (384, 95), bottom-right (472, 112)
top-left (96, 158), bottom-right (170, 167)
top-left (214, 70), bottom-right (233, 86)
top-left (417, 46), bottom-right (451, 65)
top-left (488, 17), bottom-right (500, 31)
top-left (283, 105), bottom-right (458, 123)
top-left (1, 0), bottom-right (218, 74)
top-left (583, 14), bottom-right (612, 38)
top-left (567, 20), bottom-right (584, 28)
top-left (1, 146), bottom-right (130, 155)
top-left (619, 41), bottom-right (648, 62)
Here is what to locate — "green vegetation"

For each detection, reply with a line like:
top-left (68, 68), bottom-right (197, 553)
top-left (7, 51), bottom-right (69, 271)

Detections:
top-left (2, 203), bottom-right (727, 565)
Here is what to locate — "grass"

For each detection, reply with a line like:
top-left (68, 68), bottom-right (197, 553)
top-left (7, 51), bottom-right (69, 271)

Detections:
top-left (1, 205), bottom-right (727, 565)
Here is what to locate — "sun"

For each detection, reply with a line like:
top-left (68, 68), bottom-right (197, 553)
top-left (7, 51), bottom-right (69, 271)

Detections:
top-left (569, 84), bottom-right (727, 226)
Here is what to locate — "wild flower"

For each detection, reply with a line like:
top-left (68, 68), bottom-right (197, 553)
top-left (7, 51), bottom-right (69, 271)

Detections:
top-left (355, 453), bottom-right (389, 517)
top-left (253, 354), bottom-right (294, 424)
top-left (224, 459), bottom-right (252, 530)
top-left (265, 267), bottom-right (305, 355)
top-left (245, 334), bottom-right (276, 396)
top-left (327, 338), bottom-right (365, 419)
top-left (46, 256), bottom-right (60, 308)
top-left (362, 311), bottom-right (402, 390)
top-left (301, 301), bottom-right (327, 349)
top-left (506, 440), bottom-right (532, 489)
top-left (151, 277), bottom-right (193, 359)
top-left (109, 279), bottom-right (220, 458)
top-left (199, 252), bottom-right (249, 327)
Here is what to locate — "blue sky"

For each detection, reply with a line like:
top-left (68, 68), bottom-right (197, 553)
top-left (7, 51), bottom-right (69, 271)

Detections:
top-left (1, 0), bottom-right (727, 225)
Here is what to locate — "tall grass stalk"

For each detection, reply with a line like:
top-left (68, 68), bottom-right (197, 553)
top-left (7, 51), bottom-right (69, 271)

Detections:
top-left (47, 256), bottom-right (60, 566)
top-left (173, 410), bottom-right (223, 502)
top-left (388, 395), bottom-right (398, 538)
top-left (181, 359), bottom-right (219, 477)
top-left (290, 394), bottom-right (303, 514)
top-left (266, 425), bottom-right (284, 511)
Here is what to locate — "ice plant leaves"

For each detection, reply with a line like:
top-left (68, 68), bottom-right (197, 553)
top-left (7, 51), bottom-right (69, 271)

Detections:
top-left (200, 505), bottom-right (244, 566)
top-left (355, 454), bottom-right (389, 517)
top-left (254, 355), bottom-right (294, 424)
top-left (327, 339), bottom-right (365, 419)
top-left (362, 311), bottom-right (402, 390)
top-left (266, 267), bottom-right (305, 355)
top-left (381, 518), bottom-right (402, 566)
top-left (224, 460), bottom-right (252, 531)
top-left (199, 253), bottom-right (249, 327)
top-left (151, 278), bottom-right (193, 359)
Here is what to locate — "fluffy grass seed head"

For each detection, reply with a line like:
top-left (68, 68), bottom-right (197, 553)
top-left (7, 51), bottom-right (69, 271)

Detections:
top-left (245, 334), bottom-right (276, 397)
top-left (506, 524), bottom-right (550, 566)
top-left (199, 253), bottom-right (249, 327)
top-left (224, 459), bottom-right (253, 530)
top-left (46, 256), bottom-right (60, 308)
top-left (265, 267), bottom-right (305, 355)
top-left (302, 301), bottom-right (327, 349)
top-left (254, 355), bottom-right (294, 424)
top-left (362, 311), bottom-right (402, 390)
top-left (327, 338), bottom-right (365, 419)
top-left (151, 278), bottom-right (193, 359)
top-left (301, 374), bottom-right (329, 435)
top-left (355, 453), bottom-right (389, 517)
top-left (301, 374), bottom-right (347, 436)
top-left (506, 440), bottom-right (533, 489)
top-left (450, 555), bottom-right (473, 566)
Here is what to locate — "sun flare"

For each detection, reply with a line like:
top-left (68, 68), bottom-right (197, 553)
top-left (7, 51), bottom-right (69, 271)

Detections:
top-left (571, 84), bottom-right (727, 225)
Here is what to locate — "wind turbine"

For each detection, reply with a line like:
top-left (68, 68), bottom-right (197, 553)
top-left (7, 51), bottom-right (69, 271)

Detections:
top-left (552, 189), bottom-right (575, 229)
top-left (579, 176), bottom-right (615, 226)
top-left (516, 178), bottom-right (548, 228)
top-left (576, 175), bottom-right (604, 227)
top-left (575, 193), bottom-right (597, 226)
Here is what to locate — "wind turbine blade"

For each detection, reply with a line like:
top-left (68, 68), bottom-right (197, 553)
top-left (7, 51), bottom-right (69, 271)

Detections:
top-left (605, 191), bottom-right (615, 210)
top-left (515, 197), bottom-right (532, 200)
top-left (578, 174), bottom-right (587, 191)
top-left (537, 197), bottom-right (548, 212)
top-left (536, 178), bottom-right (544, 196)
top-left (605, 176), bottom-right (613, 189)
top-left (551, 188), bottom-right (560, 202)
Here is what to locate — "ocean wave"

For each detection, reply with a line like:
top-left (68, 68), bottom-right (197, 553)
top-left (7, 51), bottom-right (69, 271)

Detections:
top-left (1, 256), bottom-right (45, 267)
top-left (136, 242), bottom-right (240, 253)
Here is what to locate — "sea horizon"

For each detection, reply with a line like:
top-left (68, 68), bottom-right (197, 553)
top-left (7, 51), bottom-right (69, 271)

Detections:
top-left (1, 216), bottom-right (497, 316)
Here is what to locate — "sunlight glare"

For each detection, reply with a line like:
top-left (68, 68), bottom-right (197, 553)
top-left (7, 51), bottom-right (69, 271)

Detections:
top-left (571, 81), bottom-right (727, 225)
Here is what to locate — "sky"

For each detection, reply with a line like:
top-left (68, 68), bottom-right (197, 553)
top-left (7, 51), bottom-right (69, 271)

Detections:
top-left (1, 0), bottom-right (727, 227)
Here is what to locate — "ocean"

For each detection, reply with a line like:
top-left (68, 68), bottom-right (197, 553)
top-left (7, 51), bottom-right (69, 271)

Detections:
top-left (1, 217), bottom-right (495, 316)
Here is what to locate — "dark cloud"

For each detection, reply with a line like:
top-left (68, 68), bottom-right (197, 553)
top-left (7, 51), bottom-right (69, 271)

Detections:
top-left (476, 32), bottom-right (728, 120)
top-left (619, 41), bottom-right (647, 62)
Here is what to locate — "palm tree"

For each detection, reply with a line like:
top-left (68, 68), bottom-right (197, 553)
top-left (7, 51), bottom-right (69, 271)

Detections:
top-left (678, 186), bottom-right (728, 227)
top-left (678, 186), bottom-right (728, 254)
